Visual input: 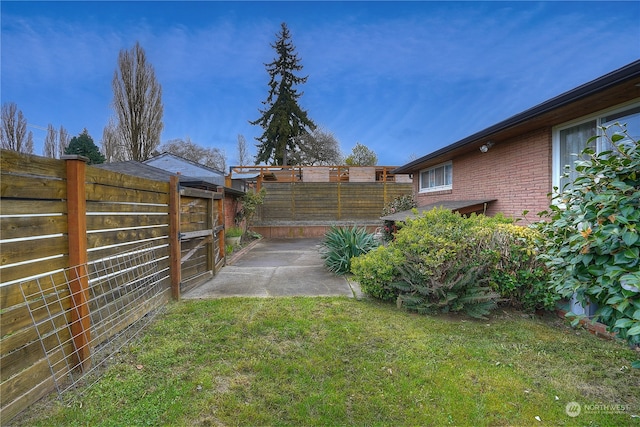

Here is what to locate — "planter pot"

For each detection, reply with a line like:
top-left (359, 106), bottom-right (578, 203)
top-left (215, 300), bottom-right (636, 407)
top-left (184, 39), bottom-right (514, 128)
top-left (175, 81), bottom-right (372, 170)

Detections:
top-left (227, 236), bottom-right (241, 247)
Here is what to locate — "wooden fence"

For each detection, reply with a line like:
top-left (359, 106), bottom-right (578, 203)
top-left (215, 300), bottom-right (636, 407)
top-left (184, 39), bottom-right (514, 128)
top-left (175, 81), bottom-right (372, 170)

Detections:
top-left (228, 165), bottom-right (412, 190)
top-left (252, 181), bottom-right (414, 238)
top-left (0, 150), bottom-right (224, 423)
top-left (257, 181), bottom-right (414, 223)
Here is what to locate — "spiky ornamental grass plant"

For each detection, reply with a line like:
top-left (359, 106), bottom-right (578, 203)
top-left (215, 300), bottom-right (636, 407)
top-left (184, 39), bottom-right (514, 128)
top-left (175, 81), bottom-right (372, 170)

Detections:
top-left (321, 226), bottom-right (378, 275)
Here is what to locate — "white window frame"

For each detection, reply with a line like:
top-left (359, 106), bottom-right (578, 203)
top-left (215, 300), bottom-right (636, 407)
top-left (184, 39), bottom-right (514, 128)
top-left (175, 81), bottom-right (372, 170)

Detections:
top-left (419, 161), bottom-right (452, 193)
top-left (552, 100), bottom-right (640, 192)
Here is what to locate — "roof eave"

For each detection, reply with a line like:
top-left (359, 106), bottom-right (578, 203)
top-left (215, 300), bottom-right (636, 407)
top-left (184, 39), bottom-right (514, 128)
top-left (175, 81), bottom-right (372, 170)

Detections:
top-left (393, 59), bottom-right (640, 174)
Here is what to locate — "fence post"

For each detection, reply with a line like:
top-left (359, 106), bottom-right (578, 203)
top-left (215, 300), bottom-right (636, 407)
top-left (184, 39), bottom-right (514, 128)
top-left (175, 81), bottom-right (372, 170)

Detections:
top-left (218, 188), bottom-right (226, 266)
top-left (63, 155), bottom-right (91, 371)
top-left (169, 175), bottom-right (181, 300)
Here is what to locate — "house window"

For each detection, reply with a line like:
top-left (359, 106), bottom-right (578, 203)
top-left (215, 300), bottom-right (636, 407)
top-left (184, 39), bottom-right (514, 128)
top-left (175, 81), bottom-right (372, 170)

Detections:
top-left (419, 161), bottom-right (452, 192)
top-left (553, 102), bottom-right (640, 192)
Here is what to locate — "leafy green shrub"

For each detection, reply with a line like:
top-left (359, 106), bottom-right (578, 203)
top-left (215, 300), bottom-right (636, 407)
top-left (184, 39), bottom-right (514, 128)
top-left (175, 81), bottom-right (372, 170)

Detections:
top-left (351, 246), bottom-right (404, 300)
top-left (352, 208), bottom-right (558, 318)
top-left (387, 209), bottom-right (503, 318)
top-left (535, 124), bottom-right (640, 351)
top-left (237, 187), bottom-right (266, 231)
top-left (490, 224), bottom-right (559, 311)
top-left (321, 226), bottom-right (379, 275)
top-left (226, 226), bottom-right (244, 237)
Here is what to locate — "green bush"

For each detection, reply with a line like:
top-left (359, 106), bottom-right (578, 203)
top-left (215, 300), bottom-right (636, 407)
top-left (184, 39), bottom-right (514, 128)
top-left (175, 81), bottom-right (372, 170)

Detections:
top-left (351, 246), bottom-right (404, 301)
top-left (388, 209), bottom-right (503, 318)
top-left (351, 208), bottom-right (558, 318)
top-left (490, 224), bottom-right (559, 311)
top-left (226, 226), bottom-right (244, 237)
top-left (321, 226), bottom-right (379, 275)
top-left (535, 124), bottom-right (640, 353)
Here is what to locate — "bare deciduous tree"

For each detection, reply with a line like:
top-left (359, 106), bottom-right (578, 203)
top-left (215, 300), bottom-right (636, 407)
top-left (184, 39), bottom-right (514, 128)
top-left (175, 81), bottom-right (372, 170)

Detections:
top-left (43, 124), bottom-right (57, 158)
top-left (237, 134), bottom-right (250, 166)
top-left (159, 137), bottom-right (227, 171)
top-left (58, 126), bottom-right (69, 158)
top-left (1, 102), bottom-right (31, 153)
top-left (25, 131), bottom-right (34, 154)
top-left (111, 41), bottom-right (164, 161)
top-left (289, 127), bottom-right (342, 166)
top-left (101, 118), bottom-right (127, 162)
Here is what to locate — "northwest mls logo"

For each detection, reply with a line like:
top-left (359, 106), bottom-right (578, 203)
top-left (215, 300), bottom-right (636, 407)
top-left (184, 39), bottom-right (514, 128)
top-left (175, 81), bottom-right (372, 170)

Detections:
top-left (565, 401), bottom-right (581, 417)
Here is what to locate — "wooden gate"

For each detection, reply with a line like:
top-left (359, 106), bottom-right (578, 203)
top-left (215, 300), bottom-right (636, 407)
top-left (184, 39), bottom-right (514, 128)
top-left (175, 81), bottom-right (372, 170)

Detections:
top-left (169, 176), bottom-right (225, 297)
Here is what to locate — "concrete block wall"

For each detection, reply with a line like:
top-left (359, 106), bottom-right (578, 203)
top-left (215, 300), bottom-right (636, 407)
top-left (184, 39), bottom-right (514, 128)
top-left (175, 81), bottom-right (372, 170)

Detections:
top-left (415, 127), bottom-right (553, 220)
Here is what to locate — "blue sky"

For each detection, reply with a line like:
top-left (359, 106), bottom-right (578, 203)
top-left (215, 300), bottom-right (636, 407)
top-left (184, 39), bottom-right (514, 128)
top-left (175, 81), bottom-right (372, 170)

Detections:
top-left (2, 1), bottom-right (639, 167)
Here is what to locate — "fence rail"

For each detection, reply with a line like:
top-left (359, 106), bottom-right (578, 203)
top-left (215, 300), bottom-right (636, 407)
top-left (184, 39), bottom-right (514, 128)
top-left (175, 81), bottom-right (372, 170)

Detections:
top-left (228, 165), bottom-right (411, 190)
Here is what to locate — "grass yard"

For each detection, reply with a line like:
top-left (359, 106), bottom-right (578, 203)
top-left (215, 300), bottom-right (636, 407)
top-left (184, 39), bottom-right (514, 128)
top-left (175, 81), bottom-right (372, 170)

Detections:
top-left (14, 297), bottom-right (640, 426)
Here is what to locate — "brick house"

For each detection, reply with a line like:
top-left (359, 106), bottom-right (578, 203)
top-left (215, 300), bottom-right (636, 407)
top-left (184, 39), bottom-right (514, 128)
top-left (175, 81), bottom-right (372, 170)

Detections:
top-left (391, 60), bottom-right (640, 221)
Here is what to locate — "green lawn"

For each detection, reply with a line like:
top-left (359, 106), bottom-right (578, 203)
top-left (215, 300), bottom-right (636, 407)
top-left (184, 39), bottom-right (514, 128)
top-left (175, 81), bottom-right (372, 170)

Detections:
top-left (15, 297), bottom-right (640, 426)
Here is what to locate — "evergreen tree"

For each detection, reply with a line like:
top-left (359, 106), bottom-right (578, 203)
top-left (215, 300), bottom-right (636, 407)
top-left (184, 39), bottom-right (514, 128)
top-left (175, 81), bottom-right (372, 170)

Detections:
top-left (65, 129), bottom-right (105, 164)
top-left (250, 22), bottom-right (316, 165)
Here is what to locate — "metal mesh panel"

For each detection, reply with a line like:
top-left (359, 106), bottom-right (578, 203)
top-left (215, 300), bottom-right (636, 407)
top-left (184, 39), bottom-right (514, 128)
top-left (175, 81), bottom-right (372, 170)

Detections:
top-left (19, 242), bottom-right (166, 398)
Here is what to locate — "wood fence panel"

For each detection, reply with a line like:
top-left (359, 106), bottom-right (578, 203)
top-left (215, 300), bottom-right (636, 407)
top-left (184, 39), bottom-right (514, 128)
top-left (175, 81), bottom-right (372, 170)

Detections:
top-left (87, 227), bottom-right (169, 250)
top-left (0, 236), bottom-right (68, 267)
top-left (1, 151), bottom-right (182, 423)
top-left (256, 182), bottom-right (413, 224)
top-left (1, 272), bottom-right (70, 309)
top-left (86, 182), bottom-right (170, 205)
top-left (87, 238), bottom-right (169, 263)
top-left (87, 201), bottom-right (168, 214)
top-left (0, 358), bottom-right (55, 411)
top-left (1, 292), bottom-right (71, 340)
top-left (86, 214), bottom-right (168, 231)
top-left (86, 166), bottom-right (169, 193)
top-left (0, 200), bottom-right (67, 216)
top-left (0, 256), bottom-right (70, 292)
top-left (0, 150), bottom-right (65, 178)
top-left (0, 215), bottom-right (67, 240)
top-left (0, 174), bottom-right (66, 200)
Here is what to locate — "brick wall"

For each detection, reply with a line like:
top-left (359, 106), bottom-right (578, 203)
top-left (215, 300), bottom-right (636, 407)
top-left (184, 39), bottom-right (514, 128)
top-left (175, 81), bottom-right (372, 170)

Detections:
top-left (223, 193), bottom-right (244, 229)
top-left (415, 127), bottom-right (553, 220)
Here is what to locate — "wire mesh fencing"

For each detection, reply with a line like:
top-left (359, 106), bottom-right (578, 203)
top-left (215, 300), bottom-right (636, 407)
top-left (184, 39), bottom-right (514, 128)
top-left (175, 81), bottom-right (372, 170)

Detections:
top-left (19, 241), bottom-right (167, 399)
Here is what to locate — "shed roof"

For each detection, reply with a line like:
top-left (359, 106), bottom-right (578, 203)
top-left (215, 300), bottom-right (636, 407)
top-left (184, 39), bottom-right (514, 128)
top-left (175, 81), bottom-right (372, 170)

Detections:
top-left (394, 60), bottom-right (640, 174)
top-left (95, 161), bottom-right (178, 181)
top-left (144, 152), bottom-right (225, 186)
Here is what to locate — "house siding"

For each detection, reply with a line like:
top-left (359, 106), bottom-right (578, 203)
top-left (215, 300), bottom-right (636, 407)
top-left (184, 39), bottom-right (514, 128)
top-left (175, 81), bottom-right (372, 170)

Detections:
top-left (415, 127), bottom-right (552, 220)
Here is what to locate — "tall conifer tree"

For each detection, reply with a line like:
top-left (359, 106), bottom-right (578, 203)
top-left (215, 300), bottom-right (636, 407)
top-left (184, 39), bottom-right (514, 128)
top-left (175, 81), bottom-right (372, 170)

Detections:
top-left (251, 23), bottom-right (315, 165)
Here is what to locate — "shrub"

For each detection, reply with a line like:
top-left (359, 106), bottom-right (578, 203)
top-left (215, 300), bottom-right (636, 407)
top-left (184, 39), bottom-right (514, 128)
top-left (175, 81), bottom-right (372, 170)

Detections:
top-left (321, 226), bottom-right (379, 275)
top-left (226, 226), bottom-right (244, 237)
top-left (490, 224), bottom-right (559, 311)
top-left (237, 187), bottom-right (266, 232)
top-left (352, 208), bottom-right (558, 318)
top-left (351, 246), bottom-right (404, 301)
top-left (535, 124), bottom-right (640, 352)
top-left (387, 209), bottom-right (503, 318)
